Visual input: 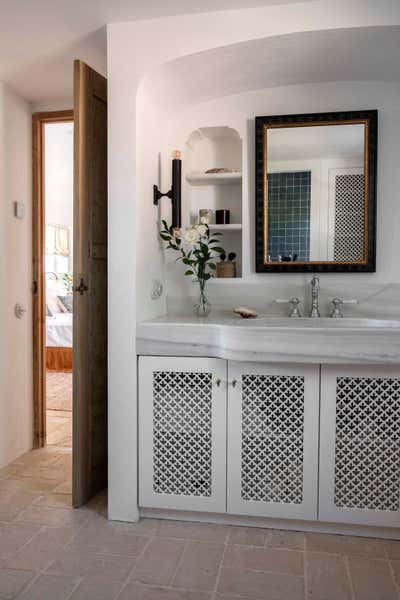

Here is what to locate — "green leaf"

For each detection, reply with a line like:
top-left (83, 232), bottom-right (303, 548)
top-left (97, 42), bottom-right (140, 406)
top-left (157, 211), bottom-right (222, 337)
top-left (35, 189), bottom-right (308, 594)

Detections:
top-left (161, 219), bottom-right (169, 231)
top-left (213, 247), bottom-right (225, 254)
top-left (184, 270), bottom-right (193, 276)
top-left (160, 234), bottom-right (171, 241)
top-left (203, 273), bottom-right (211, 280)
top-left (208, 263), bottom-right (216, 270)
top-left (182, 258), bottom-right (193, 265)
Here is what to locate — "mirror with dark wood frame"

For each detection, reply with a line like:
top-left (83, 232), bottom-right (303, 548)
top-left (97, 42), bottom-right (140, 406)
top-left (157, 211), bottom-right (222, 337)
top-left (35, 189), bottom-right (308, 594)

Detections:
top-left (255, 110), bottom-right (377, 272)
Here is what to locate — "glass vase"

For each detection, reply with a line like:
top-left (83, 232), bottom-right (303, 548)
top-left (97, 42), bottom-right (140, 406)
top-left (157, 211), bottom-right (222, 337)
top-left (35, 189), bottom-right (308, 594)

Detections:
top-left (194, 283), bottom-right (212, 317)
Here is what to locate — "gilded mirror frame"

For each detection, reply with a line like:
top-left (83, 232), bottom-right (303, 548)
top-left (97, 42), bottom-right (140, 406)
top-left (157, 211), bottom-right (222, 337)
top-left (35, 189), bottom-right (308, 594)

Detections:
top-left (255, 110), bottom-right (377, 272)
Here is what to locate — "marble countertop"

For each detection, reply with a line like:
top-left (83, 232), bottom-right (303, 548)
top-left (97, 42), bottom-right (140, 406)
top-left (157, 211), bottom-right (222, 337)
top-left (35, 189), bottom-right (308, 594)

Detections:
top-left (137, 312), bottom-right (400, 365)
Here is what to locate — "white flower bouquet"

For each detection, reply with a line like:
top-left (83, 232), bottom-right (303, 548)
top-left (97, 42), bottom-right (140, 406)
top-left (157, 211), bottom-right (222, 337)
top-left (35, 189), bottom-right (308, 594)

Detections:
top-left (160, 221), bottom-right (226, 316)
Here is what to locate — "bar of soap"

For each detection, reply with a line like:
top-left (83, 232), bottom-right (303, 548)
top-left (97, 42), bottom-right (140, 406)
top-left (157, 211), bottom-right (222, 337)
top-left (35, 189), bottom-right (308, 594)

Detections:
top-left (233, 306), bottom-right (258, 318)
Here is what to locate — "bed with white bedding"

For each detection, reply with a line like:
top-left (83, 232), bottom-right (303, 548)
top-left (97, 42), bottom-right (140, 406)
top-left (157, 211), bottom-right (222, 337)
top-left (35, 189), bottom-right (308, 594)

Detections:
top-left (46, 312), bottom-right (73, 347)
top-left (46, 285), bottom-right (73, 371)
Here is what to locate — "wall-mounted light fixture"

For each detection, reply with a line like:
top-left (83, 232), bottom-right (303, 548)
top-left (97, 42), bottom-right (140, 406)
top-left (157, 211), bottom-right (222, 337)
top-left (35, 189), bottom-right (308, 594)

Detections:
top-left (153, 150), bottom-right (182, 228)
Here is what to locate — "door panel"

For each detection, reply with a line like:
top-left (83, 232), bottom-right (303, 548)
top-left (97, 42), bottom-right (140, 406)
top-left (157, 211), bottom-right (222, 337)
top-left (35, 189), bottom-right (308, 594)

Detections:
top-left (139, 356), bottom-right (227, 512)
top-left (228, 362), bottom-right (319, 520)
top-left (319, 365), bottom-right (400, 527)
top-left (73, 60), bottom-right (107, 507)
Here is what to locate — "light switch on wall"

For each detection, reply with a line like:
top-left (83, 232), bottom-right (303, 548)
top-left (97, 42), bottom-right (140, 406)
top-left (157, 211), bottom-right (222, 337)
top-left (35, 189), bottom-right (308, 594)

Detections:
top-left (14, 202), bottom-right (25, 219)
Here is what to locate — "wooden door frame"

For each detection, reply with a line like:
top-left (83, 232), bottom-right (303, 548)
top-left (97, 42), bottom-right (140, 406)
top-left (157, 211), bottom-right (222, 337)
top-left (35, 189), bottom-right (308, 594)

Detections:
top-left (32, 110), bottom-right (74, 448)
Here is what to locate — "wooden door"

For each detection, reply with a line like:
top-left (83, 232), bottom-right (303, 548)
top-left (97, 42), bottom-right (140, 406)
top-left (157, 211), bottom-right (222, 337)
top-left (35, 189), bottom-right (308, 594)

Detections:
top-left (319, 365), bottom-right (400, 527)
top-left (73, 60), bottom-right (108, 507)
top-left (227, 361), bottom-right (319, 520)
top-left (139, 356), bottom-right (227, 513)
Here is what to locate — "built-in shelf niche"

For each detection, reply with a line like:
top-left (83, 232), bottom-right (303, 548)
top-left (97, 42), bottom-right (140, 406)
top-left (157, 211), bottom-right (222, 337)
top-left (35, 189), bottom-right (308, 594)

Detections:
top-left (185, 126), bottom-right (242, 278)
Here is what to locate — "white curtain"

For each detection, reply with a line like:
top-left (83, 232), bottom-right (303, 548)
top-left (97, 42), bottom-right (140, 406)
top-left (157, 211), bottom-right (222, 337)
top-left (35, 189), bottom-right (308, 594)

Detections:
top-left (45, 224), bottom-right (71, 257)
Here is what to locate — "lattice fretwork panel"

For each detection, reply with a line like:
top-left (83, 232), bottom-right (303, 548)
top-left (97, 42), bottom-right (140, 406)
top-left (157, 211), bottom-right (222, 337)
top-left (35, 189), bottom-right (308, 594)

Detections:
top-left (334, 377), bottom-right (400, 511)
top-left (152, 371), bottom-right (212, 497)
top-left (334, 174), bottom-right (365, 261)
top-left (241, 374), bottom-right (305, 504)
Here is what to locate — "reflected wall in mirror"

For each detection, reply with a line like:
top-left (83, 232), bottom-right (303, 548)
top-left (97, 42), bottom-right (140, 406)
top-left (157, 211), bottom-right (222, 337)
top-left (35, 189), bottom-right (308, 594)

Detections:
top-left (255, 110), bottom-right (377, 272)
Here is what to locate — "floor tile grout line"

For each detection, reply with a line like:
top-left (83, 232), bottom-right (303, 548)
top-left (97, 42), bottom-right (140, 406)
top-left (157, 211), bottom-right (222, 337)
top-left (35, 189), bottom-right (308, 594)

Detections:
top-left (63, 576), bottom-right (83, 600)
top-left (229, 541), bottom-right (306, 553)
top-left (303, 546), bottom-right (309, 600)
top-left (169, 539), bottom-right (190, 589)
top-left (10, 506), bottom-right (92, 598)
top-left (387, 556), bottom-right (400, 600)
top-left (110, 533), bottom-right (154, 600)
top-left (1, 523), bottom-right (46, 565)
top-left (343, 555), bottom-right (356, 600)
top-left (211, 535), bottom-right (229, 600)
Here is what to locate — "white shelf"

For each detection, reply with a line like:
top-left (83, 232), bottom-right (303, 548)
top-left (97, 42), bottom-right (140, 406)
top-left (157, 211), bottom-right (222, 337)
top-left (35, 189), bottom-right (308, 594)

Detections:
top-left (209, 224), bottom-right (242, 231)
top-left (186, 172), bottom-right (242, 186)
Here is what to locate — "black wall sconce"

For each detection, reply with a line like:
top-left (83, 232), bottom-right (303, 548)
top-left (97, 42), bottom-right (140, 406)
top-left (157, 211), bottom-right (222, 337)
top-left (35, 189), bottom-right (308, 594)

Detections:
top-left (153, 150), bottom-right (182, 228)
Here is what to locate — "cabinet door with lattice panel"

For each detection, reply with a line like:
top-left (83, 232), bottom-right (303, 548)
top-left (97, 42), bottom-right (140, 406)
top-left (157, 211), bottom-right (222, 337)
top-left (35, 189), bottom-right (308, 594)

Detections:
top-left (319, 365), bottom-right (400, 527)
top-left (139, 356), bottom-right (227, 512)
top-left (227, 362), bottom-right (319, 520)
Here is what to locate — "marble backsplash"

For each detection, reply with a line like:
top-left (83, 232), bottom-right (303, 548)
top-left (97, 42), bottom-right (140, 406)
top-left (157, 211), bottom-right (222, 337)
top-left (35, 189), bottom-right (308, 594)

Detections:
top-left (166, 280), bottom-right (400, 320)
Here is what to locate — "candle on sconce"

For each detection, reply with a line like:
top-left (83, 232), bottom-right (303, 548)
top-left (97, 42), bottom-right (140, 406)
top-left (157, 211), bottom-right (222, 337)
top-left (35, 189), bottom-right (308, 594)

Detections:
top-left (153, 149), bottom-right (182, 229)
top-left (171, 150), bottom-right (182, 229)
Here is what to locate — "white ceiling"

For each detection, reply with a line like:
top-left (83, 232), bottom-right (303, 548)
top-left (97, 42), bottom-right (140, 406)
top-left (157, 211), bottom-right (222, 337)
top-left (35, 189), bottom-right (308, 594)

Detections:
top-left (143, 26), bottom-right (400, 110)
top-left (0, 0), bottom-right (311, 104)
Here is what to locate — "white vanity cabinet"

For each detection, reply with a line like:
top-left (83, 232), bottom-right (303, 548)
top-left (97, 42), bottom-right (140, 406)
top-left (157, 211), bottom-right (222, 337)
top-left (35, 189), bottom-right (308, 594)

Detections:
top-left (139, 356), bottom-right (400, 530)
top-left (139, 356), bottom-right (227, 512)
top-left (319, 365), bottom-right (400, 528)
top-left (139, 356), bottom-right (319, 519)
top-left (227, 362), bottom-right (320, 520)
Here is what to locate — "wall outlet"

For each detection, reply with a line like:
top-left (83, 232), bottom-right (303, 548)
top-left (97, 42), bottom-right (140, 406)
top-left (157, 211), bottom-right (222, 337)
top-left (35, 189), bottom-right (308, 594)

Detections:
top-left (151, 279), bottom-right (163, 299)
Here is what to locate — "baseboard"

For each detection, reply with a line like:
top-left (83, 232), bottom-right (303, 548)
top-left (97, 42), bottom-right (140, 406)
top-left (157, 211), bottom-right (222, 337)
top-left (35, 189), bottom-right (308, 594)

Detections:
top-left (139, 507), bottom-right (400, 540)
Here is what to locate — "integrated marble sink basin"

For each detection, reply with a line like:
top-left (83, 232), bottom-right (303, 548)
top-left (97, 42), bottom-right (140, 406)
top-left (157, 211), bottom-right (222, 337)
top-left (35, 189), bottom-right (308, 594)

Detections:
top-left (137, 313), bottom-right (400, 365)
top-left (244, 317), bottom-right (400, 329)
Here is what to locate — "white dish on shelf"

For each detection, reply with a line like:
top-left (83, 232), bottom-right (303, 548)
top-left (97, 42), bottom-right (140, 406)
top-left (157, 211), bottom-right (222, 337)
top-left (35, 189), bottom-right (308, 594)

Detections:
top-left (186, 171), bottom-right (242, 185)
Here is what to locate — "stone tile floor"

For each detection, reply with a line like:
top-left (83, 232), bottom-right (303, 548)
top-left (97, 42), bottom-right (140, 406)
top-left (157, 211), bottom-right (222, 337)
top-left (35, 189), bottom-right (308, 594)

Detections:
top-left (1, 446), bottom-right (400, 598)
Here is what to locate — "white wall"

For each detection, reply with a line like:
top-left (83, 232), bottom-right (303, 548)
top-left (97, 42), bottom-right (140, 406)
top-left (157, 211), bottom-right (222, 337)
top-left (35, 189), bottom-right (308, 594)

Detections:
top-left (164, 80), bottom-right (400, 307)
top-left (45, 122), bottom-right (74, 228)
top-left (107, 1), bottom-right (400, 521)
top-left (0, 83), bottom-right (33, 468)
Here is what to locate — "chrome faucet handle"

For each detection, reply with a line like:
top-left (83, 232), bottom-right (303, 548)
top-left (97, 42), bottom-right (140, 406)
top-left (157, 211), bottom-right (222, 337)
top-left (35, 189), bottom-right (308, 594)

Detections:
top-left (309, 276), bottom-right (321, 318)
top-left (275, 297), bottom-right (302, 318)
top-left (311, 275), bottom-right (320, 287)
top-left (330, 297), bottom-right (358, 318)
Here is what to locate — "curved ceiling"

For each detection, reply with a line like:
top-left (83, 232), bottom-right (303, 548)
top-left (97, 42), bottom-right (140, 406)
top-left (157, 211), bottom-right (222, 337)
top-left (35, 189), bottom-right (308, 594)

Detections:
top-left (142, 25), bottom-right (400, 110)
top-left (0, 0), bottom-right (312, 103)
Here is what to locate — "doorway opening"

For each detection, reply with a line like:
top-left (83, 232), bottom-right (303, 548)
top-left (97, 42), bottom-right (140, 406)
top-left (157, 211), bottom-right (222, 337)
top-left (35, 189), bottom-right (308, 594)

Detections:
top-left (44, 119), bottom-right (74, 448)
top-left (32, 110), bottom-right (74, 471)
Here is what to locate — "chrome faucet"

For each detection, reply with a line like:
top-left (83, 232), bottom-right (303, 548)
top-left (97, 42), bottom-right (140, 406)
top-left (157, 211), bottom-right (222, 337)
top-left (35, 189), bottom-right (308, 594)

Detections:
top-left (309, 276), bottom-right (320, 318)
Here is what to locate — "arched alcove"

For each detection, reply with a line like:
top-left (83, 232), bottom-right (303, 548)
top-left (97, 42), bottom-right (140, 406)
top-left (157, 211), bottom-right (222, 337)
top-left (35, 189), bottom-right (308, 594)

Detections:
top-left (183, 126), bottom-right (243, 277)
